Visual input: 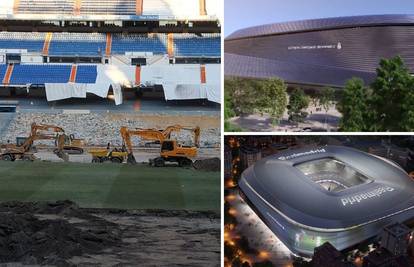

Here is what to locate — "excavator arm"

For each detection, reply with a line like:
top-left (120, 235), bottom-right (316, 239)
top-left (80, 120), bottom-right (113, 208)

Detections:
top-left (22, 123), bottom-right (68, 161)
top-left (120, 126), bottom-right (167, 164)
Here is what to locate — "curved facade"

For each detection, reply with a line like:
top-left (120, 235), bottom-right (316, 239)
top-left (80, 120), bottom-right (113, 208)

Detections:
top-left (239, 146), bottom-right (414, 256)
top-left (225, 15), bottom-right (414, 87)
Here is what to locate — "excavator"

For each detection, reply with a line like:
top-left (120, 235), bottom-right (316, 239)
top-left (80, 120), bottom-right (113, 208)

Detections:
top-left (121, 126), bottom-right (200, 167)
top-left (133, 125), bottom-right (200, 146)
top-left (0, 123), bottom-right (69, 162)
top-left (89, 125), bottom-right (201, 167)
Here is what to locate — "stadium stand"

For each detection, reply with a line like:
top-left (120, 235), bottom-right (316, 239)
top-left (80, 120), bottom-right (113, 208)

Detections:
top-left (75, 65), bottom-right (97, 83)
top-left (174, 33), bottom-right (220, 57)
top-left (0, 0), bottom-right (221, 104)
top-left (48, 33), bottom-right (106, 56)
top-left (16, 0), bottom-right (74, 15)
top-left (13, 0), bottom-right (212, 18)
top-left (80, 0), bottom-right (136, 15)
top-left (9, 64), bottom-right (72, 84)
top-left (111, 34), bottom-right (167, 55)
top-left (0, 32), bottom-right (45, 52)
top-left (0, 64), bottom-right (98, 85)
top-left (0, 32), bottom-right (219, 57)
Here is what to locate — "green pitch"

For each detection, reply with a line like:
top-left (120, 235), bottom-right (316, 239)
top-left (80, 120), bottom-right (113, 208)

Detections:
top-left (0, 161), bottom-right (220, 212)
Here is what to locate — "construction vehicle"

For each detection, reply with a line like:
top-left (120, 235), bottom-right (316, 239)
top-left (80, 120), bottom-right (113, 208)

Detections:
top-left (89, 125), bottom-right (201, 167)
top-left (89, 145), bottom-right (128, 163)
top-left (54, 134), bottom-right (85, 154)
top-left (121, 126), bottom-right (200, 167)
top-left (135, 125), bottom-right (200, 146)
top-left (0, 123), bottom-right (69, 161)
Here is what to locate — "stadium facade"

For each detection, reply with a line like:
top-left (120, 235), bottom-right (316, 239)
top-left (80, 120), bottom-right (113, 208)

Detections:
top-left (0, 0), bottom-right (221, 105)
top-left (239, 146), bottom-right (414, 256)
top-left (225, 14), bottom-right (414, 88)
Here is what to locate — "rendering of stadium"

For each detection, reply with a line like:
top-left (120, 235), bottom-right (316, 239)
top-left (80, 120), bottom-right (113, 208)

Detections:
top-left (238, 145), bottom-right (414, 257)
top-left (0, 0), bottom-right (221, 106)
top-left (225, 14), bottom-right (414, 88)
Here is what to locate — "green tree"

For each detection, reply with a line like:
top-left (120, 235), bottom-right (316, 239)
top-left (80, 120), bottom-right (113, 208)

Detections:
top-left (255, 78), bottom-right (288, 125)
top-left (338, 78), bottom-right (368, 131)
top-left (224, 89), bottom-right (244, 132)
top-left (287, 88), bottom-right (310, 123)
top-left (369, 56), bottom-right (414, 131)
top-left (225, 77), bottom-right (259, 116)
top-left (318, 87), bottom-right (335, 130)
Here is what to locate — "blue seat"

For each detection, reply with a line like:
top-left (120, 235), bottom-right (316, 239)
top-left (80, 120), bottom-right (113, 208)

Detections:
top-left (9, 64), bottom-right (72, 85)
top-left (174, 34), bottom-right (220, 57)
top-left (76, 65), bottom-right (97, 83)
top-left (111, 34), bottom-right (167, 54)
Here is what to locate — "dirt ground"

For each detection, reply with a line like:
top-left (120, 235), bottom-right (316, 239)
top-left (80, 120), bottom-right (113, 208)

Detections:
top-left (0, 201), bottom-right (220, 267)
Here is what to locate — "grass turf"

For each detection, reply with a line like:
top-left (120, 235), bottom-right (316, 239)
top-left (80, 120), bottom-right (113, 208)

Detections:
top-left (0, 161), bottom-right (220, 212)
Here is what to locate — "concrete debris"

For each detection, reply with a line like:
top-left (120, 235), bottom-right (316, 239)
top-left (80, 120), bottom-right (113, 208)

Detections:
top-left (0, 113), bottom-right (220, 148)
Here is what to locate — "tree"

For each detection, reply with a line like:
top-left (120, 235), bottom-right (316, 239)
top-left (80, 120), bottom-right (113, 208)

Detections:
top-left (338, 78), bottom-right (368, 131)
top-left (255, 78), bottom-right (288, 125)
top-left (318, 87), bottom-right (335, 130)
top-left (369, 56), bottom-right (414, 131)
top-left (287, 88), bottom-right (310, 123)
top-left (224, 89), bottom-right (244, 132)
top-left (225, 77), bottom-right (259, 116)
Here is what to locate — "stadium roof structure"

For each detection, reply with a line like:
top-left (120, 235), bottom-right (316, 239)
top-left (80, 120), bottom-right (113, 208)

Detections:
top-left (239, 145), bottom-right (414, 256)
top-left (225, 14), bottom-right (414, 88)
top-left (226, 14), bottom-right (414, 40)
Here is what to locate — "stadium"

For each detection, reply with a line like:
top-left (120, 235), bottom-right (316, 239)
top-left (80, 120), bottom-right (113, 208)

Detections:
top-left (225, 14), bottom-right (414, 88)
top-left (238, 145), bottom-right (414, 257)
top-left (0, 1), bottom-right (221, 265)
top-left (0, 0), bottom-right (221, 107)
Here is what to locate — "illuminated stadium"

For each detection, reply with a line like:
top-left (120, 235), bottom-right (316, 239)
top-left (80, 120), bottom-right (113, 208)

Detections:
top-left (0, 0), bottom-right (221, 105)
top-left (225, 14), bottom-right (414, 88)
top-left (238, 145), bottom-right (414, 257)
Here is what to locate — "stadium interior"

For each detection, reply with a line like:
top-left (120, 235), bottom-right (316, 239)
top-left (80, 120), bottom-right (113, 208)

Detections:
top-left (0, 0), bottom-right (221, 106)
top-left (296, 158), bottom-right (372, 192)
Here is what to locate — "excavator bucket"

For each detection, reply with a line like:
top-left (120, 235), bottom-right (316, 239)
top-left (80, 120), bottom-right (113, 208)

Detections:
top-left (127, 153), bottom-right (137, 164)
top-left (55, 150), bottom-right (69, 162)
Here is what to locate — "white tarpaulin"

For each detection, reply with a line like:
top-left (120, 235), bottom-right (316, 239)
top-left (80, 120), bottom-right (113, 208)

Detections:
top-left (45, 83), bottom-right (88, 101)
top-left (140, 64), bottom-right (221, 103)
top-left (44, 63), bottom-right (220, 105)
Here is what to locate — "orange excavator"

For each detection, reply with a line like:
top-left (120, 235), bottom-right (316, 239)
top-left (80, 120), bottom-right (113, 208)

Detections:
top-left (0, 123), bottom-right (69, 161)
top-left (134, 125), bottom-right (200, 146)
top-left (120, 126), bottom-right (200, 166)
top-left (89, 125), bottom-right (200, 167)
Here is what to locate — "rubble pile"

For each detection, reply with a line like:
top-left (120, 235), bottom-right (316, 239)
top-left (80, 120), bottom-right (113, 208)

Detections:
top-left (0, 113), bottom-right (220, 147)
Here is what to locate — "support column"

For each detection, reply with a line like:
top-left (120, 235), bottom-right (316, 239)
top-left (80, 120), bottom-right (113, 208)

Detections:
top-left (42, 32), bottom-right (53, 55)
top-left (74, 0), bottom-right (82, 16)
top-left (135, 65), bottom-right (141, 86)
top-left (199, 0), bottom-right (207, 16)
top-left (13, 0), bottom-right (20, 14)
top-left (69, 65), bottom-right (77, 83)
top-left (136, 0), bottom-right (143, 15)
top-left (3, 64), bottom-right (14, 85)
top-left (105, 33), bottom-right (112, 56)
top-left (200, 65), bottom-right (206, 84)
top-left (167, 33), bottom-right (174, 58)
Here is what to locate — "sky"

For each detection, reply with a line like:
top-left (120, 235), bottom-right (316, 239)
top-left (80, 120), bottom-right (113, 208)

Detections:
top-left (225, 0), bottom-right (414, 36)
